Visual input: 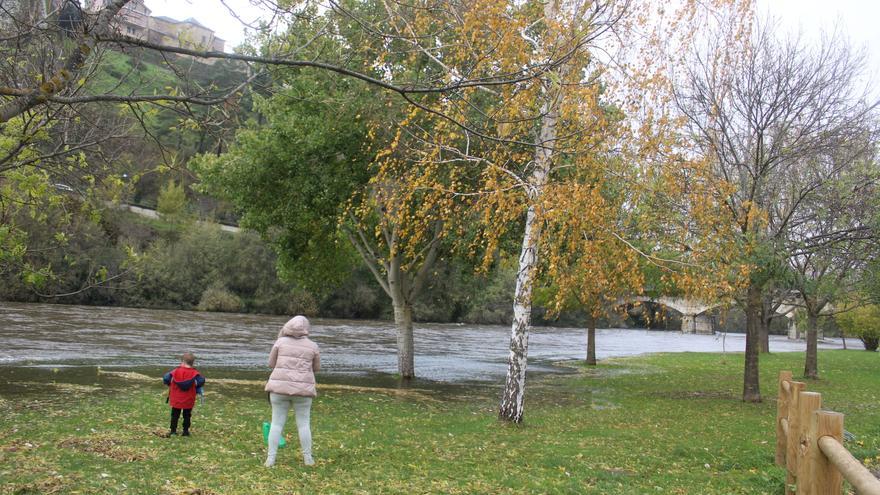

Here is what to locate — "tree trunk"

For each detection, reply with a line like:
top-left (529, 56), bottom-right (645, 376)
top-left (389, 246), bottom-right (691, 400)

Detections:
top-left (388, 246), bottom-right (415, 380)
top-left (861, 336), bottom-right (879, 351)
top-left (498, 203), bottom-right (541, 423)
top-left (803, 311), bottom-right (819, 379)
top-left (393, 302), bottom-right (415, 379)
top-left (758, 304), bottom-right (770, 353)
top-left (498, 0), bottom-right (562, 424)
top-left (586, 314), bottom-right (597, 366)
top-left (742, 284), bottom-right (762, 402)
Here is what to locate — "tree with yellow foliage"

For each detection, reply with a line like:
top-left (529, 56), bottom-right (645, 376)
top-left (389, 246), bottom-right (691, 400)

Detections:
top-left (540, 173), bottom-right (645, 365)
top-left (382, 0), bottom-right (752, 422)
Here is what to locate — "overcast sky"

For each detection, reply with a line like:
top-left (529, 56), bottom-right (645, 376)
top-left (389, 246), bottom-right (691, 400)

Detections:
top-left (144, 0), bottom-right (880, 80)
top-left (763, 0), bottom-right (880, 80)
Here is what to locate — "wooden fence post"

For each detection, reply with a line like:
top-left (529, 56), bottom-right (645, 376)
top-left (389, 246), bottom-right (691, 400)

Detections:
top-left (777, 371), bottom-right (793, 467)
top-left (785, 381), bottom-right (806, 495)
top-left (808, 411), bottom-right (844, 495)
top-left (795, 392), bottom-right (822, 495)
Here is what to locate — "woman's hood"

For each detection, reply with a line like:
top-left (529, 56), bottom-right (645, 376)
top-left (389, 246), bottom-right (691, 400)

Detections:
top-left (279, 315), bottom-right (310, 338)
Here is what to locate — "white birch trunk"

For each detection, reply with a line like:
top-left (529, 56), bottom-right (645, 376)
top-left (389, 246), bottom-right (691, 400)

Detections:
top-left (499, 1), bottom-right (563, 421)
top-left (498, 202), bottom-right (544, 422)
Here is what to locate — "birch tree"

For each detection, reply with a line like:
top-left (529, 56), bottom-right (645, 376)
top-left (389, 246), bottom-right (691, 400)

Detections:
top-left (471, 0), bottom-right (625, 423)
top-left (383, 0), bottom-right (750, 422)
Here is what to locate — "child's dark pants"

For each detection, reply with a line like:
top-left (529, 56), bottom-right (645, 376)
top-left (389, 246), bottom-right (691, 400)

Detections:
top-left (170, 408), bottom-right (192, 434)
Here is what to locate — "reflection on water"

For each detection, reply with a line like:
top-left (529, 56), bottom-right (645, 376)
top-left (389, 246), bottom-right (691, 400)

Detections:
top-left (0, 302), bottom-right (844, 383)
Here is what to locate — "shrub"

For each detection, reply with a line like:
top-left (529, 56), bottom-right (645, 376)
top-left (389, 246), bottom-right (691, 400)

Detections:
top-left (286, 288), bottom-right (319, 316)
top-left (197, 282), bottom-right (242, 313)
top-left (319, 266), bottom-right (387, 319)
top-left (835, 305), bottom-right (880, 351)
top-left (156, 180), bottom-right (188, 219)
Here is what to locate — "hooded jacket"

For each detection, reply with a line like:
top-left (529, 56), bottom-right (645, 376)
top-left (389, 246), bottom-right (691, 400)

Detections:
top-left (265, 316), bottom-right (321, 397)
top-left (163, 366), bottom-right (205, 409)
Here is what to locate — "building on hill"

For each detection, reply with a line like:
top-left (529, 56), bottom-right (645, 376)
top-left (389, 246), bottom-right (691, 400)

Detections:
top-left (148, 15), bottom-right (225, 52)
top-left (108, 0), bottom-right (150, 38)
top-left (85, 0), bottom-right (225, 52)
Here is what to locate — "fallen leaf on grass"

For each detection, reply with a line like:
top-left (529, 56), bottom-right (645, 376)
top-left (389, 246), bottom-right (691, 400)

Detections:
top-left (58, 435), bottom-right (152, 462)
top-left (126, 423), bottom-right (168, 438)
top-left (8, 475), bottom-right (68, 494)
top-left (11, 381), bottom-right (102, 394)
top-left (2, 439), bottom-right (39, 452)
top-left (166, 487), bottom-right (217, 495)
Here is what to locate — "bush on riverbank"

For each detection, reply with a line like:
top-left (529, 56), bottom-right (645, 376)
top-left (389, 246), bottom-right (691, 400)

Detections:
top-left (0, 211), bottom-right (318, 316)
top-left (0, 207), bottom-right (610, 325)
top-left (836, 304), bottom-right (880, 351)
top-left (197, 282), bottom-right (243, 313)
top-left (2, 351), bottom-right (877, 494)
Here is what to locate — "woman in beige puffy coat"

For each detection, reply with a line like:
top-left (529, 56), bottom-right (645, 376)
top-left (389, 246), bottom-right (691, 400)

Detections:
top-left (264, 315), bottom-right (320, 467)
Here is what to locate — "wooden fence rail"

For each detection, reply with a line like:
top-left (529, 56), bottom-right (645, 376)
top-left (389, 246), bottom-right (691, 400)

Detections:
top-left (776, 370), bottom-right (880, 495)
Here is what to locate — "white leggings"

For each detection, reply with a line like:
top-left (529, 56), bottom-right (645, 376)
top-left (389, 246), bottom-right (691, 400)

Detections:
top-left (267, 393), bottom-right (312, 461)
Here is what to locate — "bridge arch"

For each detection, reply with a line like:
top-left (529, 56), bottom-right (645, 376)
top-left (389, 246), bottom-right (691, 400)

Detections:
top-left (618, 296), bottom-right (721, 334)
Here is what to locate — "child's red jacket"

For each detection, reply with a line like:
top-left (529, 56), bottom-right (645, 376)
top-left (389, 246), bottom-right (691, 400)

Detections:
top-left (163, 366), bottom-right (204, 409)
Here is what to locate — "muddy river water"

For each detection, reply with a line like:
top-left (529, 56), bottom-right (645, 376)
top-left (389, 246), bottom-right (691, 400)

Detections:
top-left (0, 302), bottom-right (845, 385)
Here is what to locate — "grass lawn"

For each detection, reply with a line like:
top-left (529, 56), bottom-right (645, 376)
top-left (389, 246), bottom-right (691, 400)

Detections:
top-left (1, 350), bottom-right (878, 494)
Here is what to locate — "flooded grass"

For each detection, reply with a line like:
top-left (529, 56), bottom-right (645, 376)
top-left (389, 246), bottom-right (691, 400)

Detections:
top-left (1, 350), bottom-right (878, 494)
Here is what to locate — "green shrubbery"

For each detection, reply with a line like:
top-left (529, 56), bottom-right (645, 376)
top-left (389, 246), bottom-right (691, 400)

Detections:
top-left (836, 305), bottom-right (880, 351)
top-left (197, 281), bottom-right (243, 312)
top-left (0, 209), bottom-right (315, 315)
top-left (156, 180), bottom-right (189, 220)
top-left (124, 222), bottom-right (320, 314)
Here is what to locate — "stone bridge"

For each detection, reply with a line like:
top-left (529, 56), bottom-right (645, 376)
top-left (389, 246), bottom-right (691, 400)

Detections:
top-left (775, 302), bottom-right (830, 340)
top-left (625, 296), bottom-right (719, 335)
top-left (622, 296), bottom-right (813, 338)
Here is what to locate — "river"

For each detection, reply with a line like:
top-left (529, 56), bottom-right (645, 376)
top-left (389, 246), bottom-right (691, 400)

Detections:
top-left (0, 302), bottom-right (845, 384)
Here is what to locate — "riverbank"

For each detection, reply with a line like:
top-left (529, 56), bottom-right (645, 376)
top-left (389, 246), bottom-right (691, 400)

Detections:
top-left (2, 351), bottom-right (878, 494)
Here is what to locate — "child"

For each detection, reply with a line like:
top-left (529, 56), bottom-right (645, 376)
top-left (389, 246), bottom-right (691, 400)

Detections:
top-left (162, 352), bottom-right (205, 437)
